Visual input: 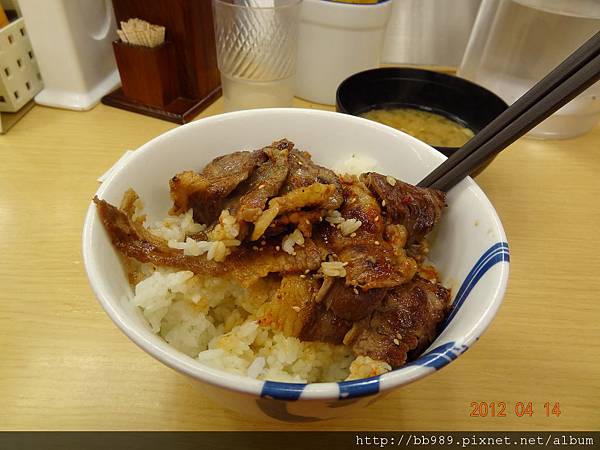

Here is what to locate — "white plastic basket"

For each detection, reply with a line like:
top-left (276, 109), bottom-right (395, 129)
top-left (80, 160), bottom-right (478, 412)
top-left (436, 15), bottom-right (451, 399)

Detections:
top-left (0, 17), bottom-right (42, 112)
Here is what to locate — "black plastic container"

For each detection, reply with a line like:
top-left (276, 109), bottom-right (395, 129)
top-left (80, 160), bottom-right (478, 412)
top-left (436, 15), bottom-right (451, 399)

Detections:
top-left (336, 68), bottom-right (508, 160)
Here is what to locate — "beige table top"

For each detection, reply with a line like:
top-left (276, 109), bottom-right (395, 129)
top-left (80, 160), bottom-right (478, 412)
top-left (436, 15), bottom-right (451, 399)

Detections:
top-left (1, 98), bottom-right (599, 431)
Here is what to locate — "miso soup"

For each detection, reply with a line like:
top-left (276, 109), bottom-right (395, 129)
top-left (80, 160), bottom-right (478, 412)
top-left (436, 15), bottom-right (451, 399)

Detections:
top-left (361, 107), bottom-right (475, 147)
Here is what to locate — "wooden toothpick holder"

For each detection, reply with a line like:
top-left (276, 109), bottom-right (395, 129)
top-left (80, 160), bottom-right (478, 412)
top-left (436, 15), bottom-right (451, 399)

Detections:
top-left (112, 41), bottom-right (178, 108)
top-left (102, 0), bottom-right (221, 124)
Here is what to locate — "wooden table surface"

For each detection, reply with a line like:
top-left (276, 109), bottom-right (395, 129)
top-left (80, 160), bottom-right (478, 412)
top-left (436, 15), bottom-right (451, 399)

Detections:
top-left (1, 98), bottom-right (599, 431)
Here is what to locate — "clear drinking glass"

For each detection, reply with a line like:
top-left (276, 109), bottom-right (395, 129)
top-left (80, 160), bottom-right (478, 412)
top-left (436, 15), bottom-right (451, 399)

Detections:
top-left (212, 0), bottom-right (301, 112)
top-left (459, 0), bottom-right (600, 139)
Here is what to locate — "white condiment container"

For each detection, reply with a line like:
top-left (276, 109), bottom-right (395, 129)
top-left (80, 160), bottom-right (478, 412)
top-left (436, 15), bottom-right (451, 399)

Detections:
top-left (18, 0), bottom-right (119, 111)
top-left (295, 0), bottom-right (393, 105)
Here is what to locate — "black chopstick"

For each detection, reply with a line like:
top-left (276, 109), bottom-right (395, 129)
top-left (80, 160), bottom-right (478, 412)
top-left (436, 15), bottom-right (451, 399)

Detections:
top-left (423, 53), bottom-right (600, 192)
top-left (418, 30), bottom-right (600, 190)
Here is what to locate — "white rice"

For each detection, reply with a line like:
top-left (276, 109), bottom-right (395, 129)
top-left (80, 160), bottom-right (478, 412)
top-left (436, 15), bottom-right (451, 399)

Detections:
top-left (208, 210), bottom-right (240, 241)
top-left (339, 218), bottom-right (362, 236)
top-left (325, 210), bottom-right (345, 225)
top-left (325, 210), bottom-right (362, 236)
top-left (128, 198), bottom-right (391, 383)
top-left (281, 228), bottom-right (304, 255)
top-left (131, 267), bottom-right (356, 382)
top-left (320, 261), bottom-right (347, 278)
top-left (333, 153), bottom-right (377, 175)
top-left (168, 238), bottom-right (212, 256)
top-left (159, 209), bottom-right (240, 262)
top-left (346, 356), bottom-right (391, 380)
top-left (148, 209), bottom-right (205, 242)
top-left (132, 270), bottom-right (195, 332)
top-left (197, 319), bottom-right (354, 382)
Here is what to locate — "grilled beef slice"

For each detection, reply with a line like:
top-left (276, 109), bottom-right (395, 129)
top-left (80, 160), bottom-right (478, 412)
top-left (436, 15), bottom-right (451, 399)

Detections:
top-left (344, 276), bottom-right (451, 367)
top-left (361, 172), bottom-right (446, 245)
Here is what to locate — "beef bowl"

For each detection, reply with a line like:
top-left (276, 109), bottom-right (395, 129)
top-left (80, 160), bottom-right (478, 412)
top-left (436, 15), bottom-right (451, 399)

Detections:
top-left (82, 108), bottom-right (509, 421)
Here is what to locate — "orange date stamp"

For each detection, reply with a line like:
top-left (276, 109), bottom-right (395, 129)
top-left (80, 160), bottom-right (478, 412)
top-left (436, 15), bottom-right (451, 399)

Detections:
top-left (469, 401), bottom-right (561, 417)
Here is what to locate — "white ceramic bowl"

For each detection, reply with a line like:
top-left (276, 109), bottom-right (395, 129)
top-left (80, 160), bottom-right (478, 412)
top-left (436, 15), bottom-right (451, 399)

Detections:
top-left (83, 108), bottom-right (509, 422)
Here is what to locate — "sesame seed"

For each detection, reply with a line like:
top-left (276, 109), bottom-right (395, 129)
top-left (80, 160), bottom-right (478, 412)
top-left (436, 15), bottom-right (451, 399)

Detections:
top-left (350, 232), bottom-right (356, 237)
top-left (304, 269), bottom-right (310, 274)
top-left (353, 288), bottom-right (359, 295)
top-left (252, 246), bottom-right (259, 250)
top-left (382, 200), bottom-right (386, 207)
top-left (292, 306), bottom-right (301, 312)
top-left (275, 245), bottom-right (280, 251)
top-left (261, 240), bottom-right (266, 246)
top-left (342, 262), bottom-right (349, 266)
top-left (258, 184), bottom-right (266, 189)
top-left (300, 275), bottom-right (306, 279)
top-left (258, 248), bottom-right (263, 252)
top-left (305, 219), bottom-right (310, 225)
top-left (374, 216), bottom-right (379, 222)
top-left (374, 241), bottom-right (380, 245)
top-left (396, 333), bottom-right (402, 339)
top-left (393, 338), bottom-right (400, 345)
top-left (319, 217), bottom-right (323, 222)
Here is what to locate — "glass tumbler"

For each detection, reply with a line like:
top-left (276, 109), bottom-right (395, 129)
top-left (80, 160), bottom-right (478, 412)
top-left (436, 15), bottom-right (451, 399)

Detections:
top-left (212, 0), bottom-right (301, 112)
top-left (459, 0), bottom-right (600, 139)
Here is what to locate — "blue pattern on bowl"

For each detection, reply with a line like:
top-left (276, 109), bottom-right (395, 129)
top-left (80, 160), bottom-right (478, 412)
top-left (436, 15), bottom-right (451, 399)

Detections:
top-left (338, 376), bottom-right (381, 399)
top-left (441, 242), bottom-right (510, 329)
top-left (261, 381), bottom-right (306, 400)
top-left (406, 341), bottom-right (469, 370)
